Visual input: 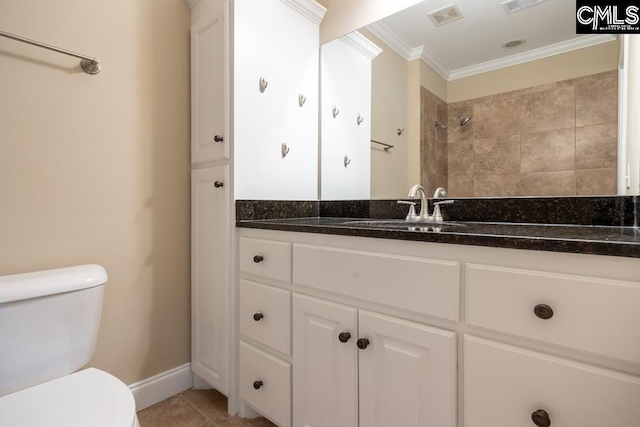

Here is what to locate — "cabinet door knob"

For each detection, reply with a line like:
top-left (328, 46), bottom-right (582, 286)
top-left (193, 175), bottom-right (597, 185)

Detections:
top-left (214, 135), bottom-right (224, 142)
top-left (253, 380), bottom-right (263, 390)
top-left (356, 338), bottom-right (370, 349)
top-left (214, 181), bottom-right (224, 188)
top-left (253, 255), bottom-right (264, 263)
top-left (534, 304), bottom-right (554, 320)
top-left (338, 332), bottom-right (351, 343)
top-left (253, 313), bottom-right (264, 321)
top-left (531, 409), bottom-right (551, 427)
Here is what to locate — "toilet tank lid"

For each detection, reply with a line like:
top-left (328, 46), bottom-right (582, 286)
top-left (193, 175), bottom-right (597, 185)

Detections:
top-left (0, 264), bottom-right (107, 304)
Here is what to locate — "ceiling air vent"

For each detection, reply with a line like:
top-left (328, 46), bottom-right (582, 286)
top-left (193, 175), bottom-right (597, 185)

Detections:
top-left (427, 4), bottom-right (464, 27)
top-left (502, 0), bottom-right (550, 15)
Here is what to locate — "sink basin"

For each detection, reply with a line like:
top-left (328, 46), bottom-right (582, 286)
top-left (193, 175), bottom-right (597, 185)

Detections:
top-left (340, 219), bottom-right (465, 231)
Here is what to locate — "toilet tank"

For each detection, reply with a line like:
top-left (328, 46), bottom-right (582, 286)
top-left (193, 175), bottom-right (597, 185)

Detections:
top-left (0, 265), bottom-right (107, 396)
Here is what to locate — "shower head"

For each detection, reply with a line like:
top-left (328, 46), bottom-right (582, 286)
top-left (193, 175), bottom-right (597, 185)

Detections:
top-left (435, 114), bottom-right (471, 129)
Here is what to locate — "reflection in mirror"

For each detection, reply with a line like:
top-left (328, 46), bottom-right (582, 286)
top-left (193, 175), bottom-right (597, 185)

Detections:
top-left (320, 0), bottom-right (628, 200)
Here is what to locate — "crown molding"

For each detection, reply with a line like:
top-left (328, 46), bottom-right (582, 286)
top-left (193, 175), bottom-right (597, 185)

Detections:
top-left (447, 34), bottom-right (617, 80)
top-left (280, 0), bottom-right (327, 25)
top-left (367, 21), bottom-right (450, 79)
top-left (366, 21), bottom-right (616, 81)
top-left (366, 21), bottom-right (414, 61)
top-left (419, 46), bottom-right (451, 81)
top-left (340, 31), bottom-right (383, 60)
top-left (184, 0), bottom-right (203, 8)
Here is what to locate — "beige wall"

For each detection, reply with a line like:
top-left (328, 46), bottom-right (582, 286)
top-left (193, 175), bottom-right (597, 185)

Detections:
top-left (316, 0), bottom-right (423, 44)
top-left (0, 0), bottom-right (191, 384)
top-left (448, 41), bottom-right (619, 103)
top-left (420, 61), bottom-right (448, 102)
top-left (361, 29), bottom-right (411, 199)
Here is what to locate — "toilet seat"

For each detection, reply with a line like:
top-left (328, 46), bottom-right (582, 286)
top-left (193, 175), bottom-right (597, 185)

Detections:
top-left (0, 368), bottom-right (139, 427)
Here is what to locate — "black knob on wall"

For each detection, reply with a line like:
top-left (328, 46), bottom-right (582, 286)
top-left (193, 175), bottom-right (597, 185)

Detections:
top-left (253, 313), bottom-right (264, 321)
top-left (214, 181), bottom-right (224, 188)
top-left (253, 255), bottom-right (264, 263)
top-left (357, 338), bottom-right (370, 349)
top-left (338, 332), bottom-right (351, 343)
top-left (534, 304), bottom-right (554, 320)
top-left (531, 409), bottom-right (551, 427)
top-left (214, 135), bottom-right (224, 142)
top-left (253, 380), bottom-right (263, 390)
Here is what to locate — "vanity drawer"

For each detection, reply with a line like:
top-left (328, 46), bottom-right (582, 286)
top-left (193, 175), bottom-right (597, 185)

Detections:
top-left (464, 336), bottom-right (640, 427)
top-left (240, 280), bottom-right (291, 355)
top-left (240, 237), bottom-right (292, 283)
top-left (466, 263), bottom-right (640, 363)
top-left (293, 244), bottom-right (460, 321)
top-left (239, 341), bottom-right (291, 427)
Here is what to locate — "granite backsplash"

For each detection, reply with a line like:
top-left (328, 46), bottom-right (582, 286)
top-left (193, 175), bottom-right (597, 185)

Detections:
top-left (237, 196), bottom-right (638, 227)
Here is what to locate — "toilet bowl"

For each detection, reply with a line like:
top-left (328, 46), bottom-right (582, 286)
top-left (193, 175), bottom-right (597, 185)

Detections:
top-left (0, 265), bottom-right (140, 427)
top-left (0, 368), bottom-right (140, 427)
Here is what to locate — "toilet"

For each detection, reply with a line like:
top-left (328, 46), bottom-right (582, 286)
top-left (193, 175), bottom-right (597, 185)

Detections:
top-left (0, 264), bottom-right (140, 427)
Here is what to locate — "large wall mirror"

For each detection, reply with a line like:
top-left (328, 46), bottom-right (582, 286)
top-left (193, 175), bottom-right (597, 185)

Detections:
top-left (319, 0), bottom-right (631, 200)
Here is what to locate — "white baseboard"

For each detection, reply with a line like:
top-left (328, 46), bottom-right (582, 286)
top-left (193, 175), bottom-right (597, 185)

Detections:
top-left (129, 363), bottom-right (193, 411)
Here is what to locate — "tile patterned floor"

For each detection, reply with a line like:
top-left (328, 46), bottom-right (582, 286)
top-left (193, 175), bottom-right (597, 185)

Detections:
top-left (137, 389), bottom-right (277, 427)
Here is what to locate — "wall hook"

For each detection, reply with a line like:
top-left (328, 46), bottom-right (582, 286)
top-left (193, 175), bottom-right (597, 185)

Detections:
top-left (281, 143), bottom-right (290, 158)
top-left (397, 128), bottom-right (405, 135)
top-left (332, 106), bottom-right (340, 118)
top-left (298, 93), bottom-right (306, 107)
top-left (344, 155), bottom-right (351, 167)
top-left (259, 77), bottom-right (268, 93)
top-left (357, 114), bottom-right (364, 126)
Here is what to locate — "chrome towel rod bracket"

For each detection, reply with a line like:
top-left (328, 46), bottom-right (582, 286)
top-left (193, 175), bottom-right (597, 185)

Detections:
top-left (371, 139), bottom-right (395, 152)
top-left (0, 30), bottom-right (101, 75)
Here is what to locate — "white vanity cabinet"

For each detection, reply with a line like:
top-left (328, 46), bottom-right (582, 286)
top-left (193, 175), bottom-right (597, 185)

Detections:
top-left (237, 228), bottom-right (640, 427)
top-left (293, 294), bottom-right (456, 427)
top-left (238, 231), bottom-right (459, 427)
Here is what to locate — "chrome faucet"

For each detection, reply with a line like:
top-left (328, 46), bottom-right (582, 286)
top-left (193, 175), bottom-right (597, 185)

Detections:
top-left (400, 184), bottom-right (454, 223)
top-left (433, 187), bottom-right (448, 199)
top-left (408, 184), bottom-right (429, 219)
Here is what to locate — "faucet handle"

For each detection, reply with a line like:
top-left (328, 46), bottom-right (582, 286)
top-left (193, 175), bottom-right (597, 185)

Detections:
top-left (397, 200), bottom-right (419, 222)
top-left (432, 199), bottom-right (454, 224)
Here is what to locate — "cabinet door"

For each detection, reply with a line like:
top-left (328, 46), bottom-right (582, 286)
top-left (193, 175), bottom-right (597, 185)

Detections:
top-left (358, 311), bottom-right (457, 427)
top-left (465, 335), bottom-right (640, 427)
top-left (191, 2), bottom-right (228, 164)
top-left (191, 166), bottom-right (229, 393)
top-left (293, 294), bottom-right (358, 427)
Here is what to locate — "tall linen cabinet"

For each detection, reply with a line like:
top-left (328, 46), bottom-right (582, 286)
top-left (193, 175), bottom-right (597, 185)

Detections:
top-left (189, 0), bottom-right (230, 396)
top-left (186, 0), bottom-right (326, 418)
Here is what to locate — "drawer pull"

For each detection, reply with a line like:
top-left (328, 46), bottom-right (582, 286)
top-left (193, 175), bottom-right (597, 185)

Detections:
top-left (253, 380), bottom-right (263, 390)
top-left (357, 338), bottom-right (370, 349)
top-left (531, 409), bottom-right (551, 427)
top-left (534, 304), bottom-right (554, 320)
top-left (253, 312), bottom-right (264, 321)
top-left (214, 181), bottom-right (224, 188)
top-left (214, 135), bottom-right (224, 142)
top-left (253, 255), bottom-right (264, 263)
top-left (338, 332), bottom-right (351, 343)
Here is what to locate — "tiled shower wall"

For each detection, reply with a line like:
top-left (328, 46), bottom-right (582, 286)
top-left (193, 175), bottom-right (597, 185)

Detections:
top-left (420, 88), bottom-right (449, 196)
top-left (420, 70), bottom-right (618, 197)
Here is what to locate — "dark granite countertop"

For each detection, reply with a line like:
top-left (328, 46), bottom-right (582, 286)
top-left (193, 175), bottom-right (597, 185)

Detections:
top-left (235, 198), bottom-right (640, 258)
top-left (236, 217), bottom-right (640, 258)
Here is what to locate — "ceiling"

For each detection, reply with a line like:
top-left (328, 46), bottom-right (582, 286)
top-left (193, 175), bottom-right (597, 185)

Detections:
top-left (366, 0), bottom-right (616, 81)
